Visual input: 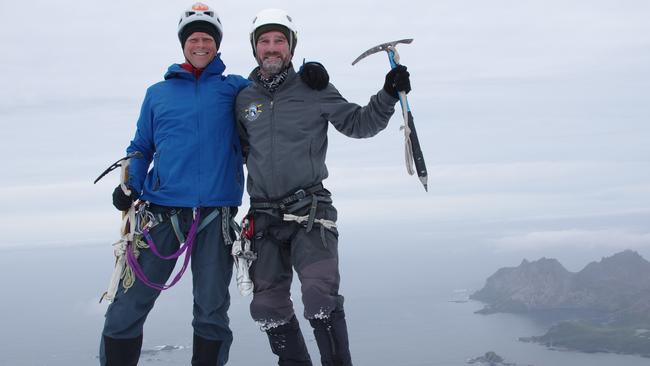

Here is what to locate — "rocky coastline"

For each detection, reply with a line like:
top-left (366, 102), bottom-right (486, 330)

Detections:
top-left (471, 250), bottom-right (650, 357)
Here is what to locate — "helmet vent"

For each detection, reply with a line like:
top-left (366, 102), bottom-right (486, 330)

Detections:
top-left (178, 3), bottom-right (223, 44)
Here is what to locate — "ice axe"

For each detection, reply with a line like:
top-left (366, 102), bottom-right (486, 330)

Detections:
top-left (352, 38), bottom-right (428, 191)
top-left (94, 151), bottom-right (142, 218)
top-left (93, 151), bottom-right (143, 192)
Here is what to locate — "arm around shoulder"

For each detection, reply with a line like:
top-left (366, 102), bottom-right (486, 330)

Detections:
top-left (227, 74), bottom-right (252, 93)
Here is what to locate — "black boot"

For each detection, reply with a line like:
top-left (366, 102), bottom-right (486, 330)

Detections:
top-left (191, 334), bottom-right (222, 366)
top-left (103, 334), bottom-right (143, 366)
top-left (309, 310), bottom-right (352, 366)
top-left (266, 315), bottom-right (313, 366)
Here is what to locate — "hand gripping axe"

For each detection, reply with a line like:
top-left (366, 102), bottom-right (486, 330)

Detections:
top-left (352, 39), bottom-right (428, 191)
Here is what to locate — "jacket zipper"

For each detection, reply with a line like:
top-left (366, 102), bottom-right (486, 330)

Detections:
top-left (269, 96), bottom-right (276, 195)
top-left (195, 76), bottom-right (201, 205)
top-left (153, 151), bottom-right (161, 191)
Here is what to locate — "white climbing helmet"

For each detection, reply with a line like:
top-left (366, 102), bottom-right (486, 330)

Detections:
top-left (249, 8), bottom-right (298, 56)
top-left (177, 3), bottom-right (223, 45)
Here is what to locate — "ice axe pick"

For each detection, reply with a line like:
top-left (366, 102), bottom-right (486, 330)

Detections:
top-left (352, 39), bottom-right (428, 191)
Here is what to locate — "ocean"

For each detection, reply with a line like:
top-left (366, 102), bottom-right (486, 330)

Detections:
top-left (1, 243), bottom-right (648, 366)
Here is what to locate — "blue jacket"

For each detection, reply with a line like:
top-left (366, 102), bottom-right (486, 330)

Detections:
top-left (126, 54), bottom-right (250, 207)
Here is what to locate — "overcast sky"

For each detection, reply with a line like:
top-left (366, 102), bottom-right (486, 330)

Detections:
top-left (0, 0), bottom-right (648, 270)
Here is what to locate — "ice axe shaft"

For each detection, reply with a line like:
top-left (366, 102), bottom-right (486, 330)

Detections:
top-left (352, 39), bottom-right (428, 191)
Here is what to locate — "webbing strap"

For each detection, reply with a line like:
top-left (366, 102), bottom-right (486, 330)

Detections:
top-left (171, 214), bottom-right (185, 244)
top-left (250, 183), bottom-right (324, 210)
top-left (282, 213), bottom-right (337, 248)
top-left (221, 207), bottom-right (238, 246)
top-left (306, 194), bottom-right (318, 232)
top-left (282, 214), bottom-right (337, 230)
top-left (144, 208), bottom-right (222, 259)
top-left (197, 208), bottom-right (221, 233)
top-left (399, 92), bottom-right (416, 176)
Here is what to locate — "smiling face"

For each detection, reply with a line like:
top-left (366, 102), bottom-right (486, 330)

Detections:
top-left (183, 32), bottom-right (217, 69)
top-left (255, 30), bottom-right (292, 78)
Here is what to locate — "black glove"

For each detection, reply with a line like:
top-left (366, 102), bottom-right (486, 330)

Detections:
top-left (112, 185), bottom-right (138, 211)
top-left (299, 61), bottom-right (330, 90)
top-left (383, 65), bottom-right (411, 98)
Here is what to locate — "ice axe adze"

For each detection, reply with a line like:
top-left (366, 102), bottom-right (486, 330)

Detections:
top-left (352, 38), bottom-right (428, 191)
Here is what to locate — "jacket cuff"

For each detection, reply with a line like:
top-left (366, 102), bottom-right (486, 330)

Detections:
top-left (378, 88), bottom-right (400, 104)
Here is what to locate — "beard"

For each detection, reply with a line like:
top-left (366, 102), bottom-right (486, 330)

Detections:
top-left (258, 54), bottom-right (289, 78)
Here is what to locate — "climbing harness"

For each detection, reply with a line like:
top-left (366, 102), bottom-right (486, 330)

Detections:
top-left (250, 183), bottom-right (326, 233)
top-left (230, 184), bottom-right (339, 298)
top-left (100, 204), bottom-right (231, 303)
top-left (251, 183), bottom-right (338, 245)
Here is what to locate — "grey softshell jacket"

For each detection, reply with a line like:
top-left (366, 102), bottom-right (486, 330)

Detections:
top-left (236, 66), bottom-right (398, 200)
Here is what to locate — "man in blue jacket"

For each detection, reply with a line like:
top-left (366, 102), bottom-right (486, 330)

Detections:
top-left (100, 3), bottom-right (328, 365)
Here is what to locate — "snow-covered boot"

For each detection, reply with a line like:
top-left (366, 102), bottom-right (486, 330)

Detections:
top-left (309, 310), bottom-right (352, 366)
top-left (266, 315), bottom-right (313, 366)
top-left (102, 334), bottom-right (142, 366)
top-left (191, 333), bottom-right (222, 366)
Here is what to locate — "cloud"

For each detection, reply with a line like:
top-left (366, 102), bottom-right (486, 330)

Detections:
top-left (0, 180), bottom-right (119, 248)
top-left (325, 160), bottom-right (650, 225)
top-left (327, 159), bottom-right (650, 195)
top-left (493, 229), bottom-right (650, 251)
top-left (1, 0), bottom-right (649, 251)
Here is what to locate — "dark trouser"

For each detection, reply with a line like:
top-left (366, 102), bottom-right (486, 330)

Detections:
top-left (100, 206), bottom-right (234, 366)
top-left (309, 310), bottom-right (352, 366)
top-left (249, 197), bottom-right (352, 365)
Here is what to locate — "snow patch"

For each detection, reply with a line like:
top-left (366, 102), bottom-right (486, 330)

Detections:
top-left (256, 319), bottom-right (289, 332)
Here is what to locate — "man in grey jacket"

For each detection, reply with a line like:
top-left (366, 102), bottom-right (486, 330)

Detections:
top-left (236, 9), bottom-right (411, 366)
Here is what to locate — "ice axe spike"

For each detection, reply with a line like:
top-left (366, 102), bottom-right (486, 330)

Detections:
top-left (351, 39), bottom-right (429, 192)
